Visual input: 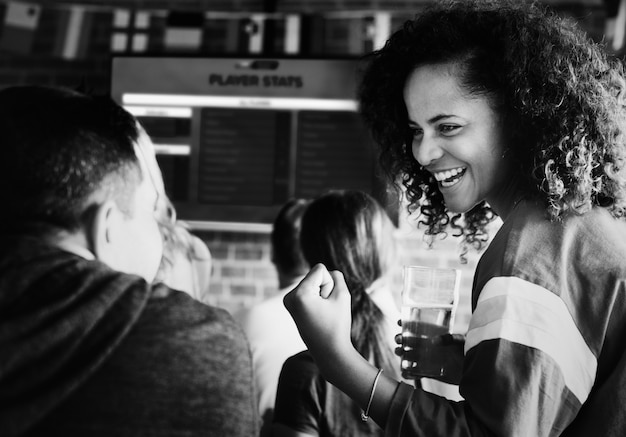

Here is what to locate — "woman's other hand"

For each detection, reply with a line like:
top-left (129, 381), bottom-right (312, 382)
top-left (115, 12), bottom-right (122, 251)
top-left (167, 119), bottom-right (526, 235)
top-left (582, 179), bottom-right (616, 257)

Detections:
top-left (283, 263), bottom-right (355, 381)
top-left (395, 326), bottom-right (465, 385)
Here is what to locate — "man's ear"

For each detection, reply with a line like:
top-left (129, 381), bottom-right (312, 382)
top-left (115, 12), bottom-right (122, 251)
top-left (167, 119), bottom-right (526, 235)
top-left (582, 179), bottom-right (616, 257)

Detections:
top-left (88, 200), bottom-right (123, 262)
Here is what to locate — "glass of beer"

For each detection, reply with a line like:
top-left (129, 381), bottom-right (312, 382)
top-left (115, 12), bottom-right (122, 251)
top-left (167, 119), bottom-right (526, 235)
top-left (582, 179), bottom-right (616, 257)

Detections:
top-left (400, 265), bottom-right (460, 379)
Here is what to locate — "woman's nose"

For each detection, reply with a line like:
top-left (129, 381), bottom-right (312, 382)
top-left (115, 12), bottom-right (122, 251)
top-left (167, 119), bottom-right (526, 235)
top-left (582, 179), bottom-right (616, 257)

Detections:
top-left (411, 134), bottom-right (444, 166)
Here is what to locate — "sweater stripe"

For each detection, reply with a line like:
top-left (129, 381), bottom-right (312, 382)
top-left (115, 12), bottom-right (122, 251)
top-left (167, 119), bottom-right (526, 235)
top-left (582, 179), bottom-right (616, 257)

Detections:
top-left (465, 276), bottom-right (597, 404)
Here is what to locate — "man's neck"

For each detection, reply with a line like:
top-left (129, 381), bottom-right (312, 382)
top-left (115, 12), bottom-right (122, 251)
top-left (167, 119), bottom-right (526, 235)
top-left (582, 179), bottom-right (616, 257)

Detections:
top-left (47, 231), bottom-right (95, 260)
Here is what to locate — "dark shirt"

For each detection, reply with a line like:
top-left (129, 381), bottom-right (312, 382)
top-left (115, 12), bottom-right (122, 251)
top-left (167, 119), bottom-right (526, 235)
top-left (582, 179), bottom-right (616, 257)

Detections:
top-left (0, 236), bottom-right (258, 436)
top-left (274, 351), bottom-right (384, 437)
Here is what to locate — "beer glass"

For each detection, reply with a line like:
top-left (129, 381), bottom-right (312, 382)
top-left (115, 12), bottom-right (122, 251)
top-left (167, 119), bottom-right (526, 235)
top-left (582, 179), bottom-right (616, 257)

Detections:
top-left (400, 265), bottom-right (460, 378)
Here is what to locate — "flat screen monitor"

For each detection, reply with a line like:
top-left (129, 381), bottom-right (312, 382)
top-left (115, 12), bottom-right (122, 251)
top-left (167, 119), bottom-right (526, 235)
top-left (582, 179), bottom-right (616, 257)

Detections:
top-left (110, 55), bottom-right (396, 228)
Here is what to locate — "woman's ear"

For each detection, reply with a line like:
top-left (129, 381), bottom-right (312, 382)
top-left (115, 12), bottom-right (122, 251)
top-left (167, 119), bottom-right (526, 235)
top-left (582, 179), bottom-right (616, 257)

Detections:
top-left (88, 200), bottom-right (123, 263)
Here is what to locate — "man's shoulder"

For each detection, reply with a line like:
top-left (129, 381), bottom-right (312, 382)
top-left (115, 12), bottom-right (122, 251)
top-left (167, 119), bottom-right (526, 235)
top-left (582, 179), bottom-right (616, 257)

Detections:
top-left (150, 283), bottom-right (235, 316)
top-left (141, 284), bottom-right (245, 343)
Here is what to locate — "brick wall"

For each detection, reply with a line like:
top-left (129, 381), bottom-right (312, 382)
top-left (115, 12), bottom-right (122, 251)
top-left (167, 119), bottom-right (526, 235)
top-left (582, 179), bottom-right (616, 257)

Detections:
top-left (197, 215), bottom-right (499, 335)
top-left (0, 0), bottom-right (607, 332)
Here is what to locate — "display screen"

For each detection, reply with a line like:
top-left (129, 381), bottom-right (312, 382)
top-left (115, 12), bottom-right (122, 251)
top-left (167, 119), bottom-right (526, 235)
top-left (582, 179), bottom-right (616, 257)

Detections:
top-left (110, 56), bottom-right (395, 227)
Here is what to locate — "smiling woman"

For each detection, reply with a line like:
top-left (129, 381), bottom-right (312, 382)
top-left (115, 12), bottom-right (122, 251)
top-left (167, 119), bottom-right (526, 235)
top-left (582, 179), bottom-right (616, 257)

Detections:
top-left (402, 62), bottom-right (509, 217)
top-left (359, 3), bottom-right (626, 260)
top-left (281, 1), bottom-right (626, 436)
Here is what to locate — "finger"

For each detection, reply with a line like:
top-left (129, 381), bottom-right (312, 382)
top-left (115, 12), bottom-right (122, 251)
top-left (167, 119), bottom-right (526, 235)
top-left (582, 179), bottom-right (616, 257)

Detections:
top-left (401, 370), bottom-right (417, 380)
top-left (318, 267), bottom-right (338, 299)
top-left (283, 264), bottom-right (329, 311)
top-left (322, 270), bottom-right (350, 300)
top-left (450, 333), bottom-right (466, 343)
top-left (430, 333), bottom-right (451, 346)
top-left (395, 333), bottom-right (402, 344)
top-left (430, 333), bottom-right (466, 346)
top-left (289, 264), bottom-right (331, 298)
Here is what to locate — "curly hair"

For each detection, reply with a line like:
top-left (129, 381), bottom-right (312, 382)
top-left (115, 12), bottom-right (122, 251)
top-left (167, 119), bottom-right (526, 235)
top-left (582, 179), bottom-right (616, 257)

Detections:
top-left (358, 0), bottom-right (626, 257)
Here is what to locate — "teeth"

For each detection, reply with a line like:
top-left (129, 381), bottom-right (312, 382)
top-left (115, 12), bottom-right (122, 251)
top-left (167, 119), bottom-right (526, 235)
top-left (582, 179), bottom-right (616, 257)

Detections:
top-left (441, 178), bottom-right (460, 188)
top-left (433, 167), bottom-right (465, 182)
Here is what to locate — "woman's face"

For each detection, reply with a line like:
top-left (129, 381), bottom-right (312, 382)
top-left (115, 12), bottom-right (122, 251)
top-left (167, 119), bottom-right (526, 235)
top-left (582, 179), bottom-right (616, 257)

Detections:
top-left (403, 62), bottom-right (511, 214)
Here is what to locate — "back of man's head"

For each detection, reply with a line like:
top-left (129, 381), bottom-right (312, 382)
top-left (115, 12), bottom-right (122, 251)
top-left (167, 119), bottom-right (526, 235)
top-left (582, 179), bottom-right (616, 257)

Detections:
top-left (271, 199), bottom-right (310, 287)
top-left (0, 85), bottom-right (140, 233)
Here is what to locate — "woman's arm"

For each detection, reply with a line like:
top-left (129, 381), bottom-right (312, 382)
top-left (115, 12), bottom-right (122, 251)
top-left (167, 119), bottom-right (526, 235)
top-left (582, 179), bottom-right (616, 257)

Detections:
top-left (283, 264), bottom-right (401, 429)
top-left (285, 264), bottom-right (592, 437)
top-left (284, 265), bottom-right (476, 436)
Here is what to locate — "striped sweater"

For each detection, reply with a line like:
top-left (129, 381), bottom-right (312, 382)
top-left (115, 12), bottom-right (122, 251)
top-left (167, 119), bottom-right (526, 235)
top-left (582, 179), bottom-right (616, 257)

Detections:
top-left (386, 199), bottom-right (626, 437)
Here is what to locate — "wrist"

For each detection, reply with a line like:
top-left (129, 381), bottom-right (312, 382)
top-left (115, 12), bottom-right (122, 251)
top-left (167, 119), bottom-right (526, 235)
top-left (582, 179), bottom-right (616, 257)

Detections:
top-left (319, 349), bottom-right (399, 429)
top-left (315, 344), bottom-right (364, 387)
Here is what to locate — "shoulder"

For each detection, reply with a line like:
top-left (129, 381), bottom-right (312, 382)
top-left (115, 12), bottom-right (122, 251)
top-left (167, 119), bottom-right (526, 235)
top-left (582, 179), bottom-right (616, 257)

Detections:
top-left (472, 203), bottom-right (626, 358)
top-left (100, 284), bottom-right (258, 436)
top-left (142, 284), bottom-right (249, 348)
top-left (238, 291), bottom-right (286, 319)
top-left (283, 350), bottom-right (316, 369)
top-left (481, 201), bottom-right (626, 280)
top-left (280, 351), bottom-right (320, 381)
top-left (274, 352), bottom-right (324, 436)
top-left (277, 351), bottom-right (324, 408)
top-left (508, 199), bottom-right (626, 246)
top-left (122, 285), bottom-right (255, 394)
top-left (236, 290), bottom-right (293, 334)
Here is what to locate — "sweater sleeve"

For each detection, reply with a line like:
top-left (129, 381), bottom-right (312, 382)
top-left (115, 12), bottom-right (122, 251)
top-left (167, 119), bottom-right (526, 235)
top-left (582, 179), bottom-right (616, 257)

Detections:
top-left (385, 276), bottom-right (595, 437)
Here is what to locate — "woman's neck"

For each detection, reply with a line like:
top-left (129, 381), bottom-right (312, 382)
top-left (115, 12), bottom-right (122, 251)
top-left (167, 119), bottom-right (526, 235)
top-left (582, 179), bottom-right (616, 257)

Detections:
top-left (488, 176), bottom-right (525, 221)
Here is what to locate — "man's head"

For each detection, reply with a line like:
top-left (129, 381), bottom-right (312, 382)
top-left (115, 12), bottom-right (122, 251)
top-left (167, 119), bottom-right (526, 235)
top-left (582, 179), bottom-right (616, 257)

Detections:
top-left (271, 198), bottom-right (310, 288)
top-left (0, 85), bottom-right (163, 282)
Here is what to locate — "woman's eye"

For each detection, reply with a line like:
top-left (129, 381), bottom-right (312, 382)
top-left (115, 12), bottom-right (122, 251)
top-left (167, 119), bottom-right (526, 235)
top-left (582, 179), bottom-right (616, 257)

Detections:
top-left (439, 124), bottom-right (460, 135)
top-left (408, 127), bottom-right (423, 138)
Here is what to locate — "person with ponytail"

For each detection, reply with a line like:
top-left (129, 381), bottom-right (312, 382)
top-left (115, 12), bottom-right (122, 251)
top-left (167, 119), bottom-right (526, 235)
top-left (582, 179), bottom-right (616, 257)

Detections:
top-left (272, 190), bottom-right (400, 437)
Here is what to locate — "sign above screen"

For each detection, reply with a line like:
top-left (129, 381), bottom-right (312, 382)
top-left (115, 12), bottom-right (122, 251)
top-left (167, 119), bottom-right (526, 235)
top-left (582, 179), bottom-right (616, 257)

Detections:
top-left (110, 56), bottom-right (395, 228)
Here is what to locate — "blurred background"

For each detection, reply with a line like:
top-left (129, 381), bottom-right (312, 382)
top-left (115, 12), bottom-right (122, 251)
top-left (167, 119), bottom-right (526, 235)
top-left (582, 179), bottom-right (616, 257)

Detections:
top-left (2, 0), bottom-right (621, 334)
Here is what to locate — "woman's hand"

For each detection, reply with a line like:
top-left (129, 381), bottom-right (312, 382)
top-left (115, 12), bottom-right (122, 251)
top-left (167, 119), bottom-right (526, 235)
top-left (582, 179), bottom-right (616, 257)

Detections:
top-left (285, 264), bottom-right (402, 428)
top-left (395, 327), bottom-right (466, 385)
top-left (283, 263), bottom-right (355, 382)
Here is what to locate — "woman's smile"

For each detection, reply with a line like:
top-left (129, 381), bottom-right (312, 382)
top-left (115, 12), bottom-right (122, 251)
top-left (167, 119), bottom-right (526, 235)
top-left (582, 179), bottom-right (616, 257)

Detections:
top-left (403, 62), bottom-right (511, 214)
top-left (432, 167), bottom-right (467, 188)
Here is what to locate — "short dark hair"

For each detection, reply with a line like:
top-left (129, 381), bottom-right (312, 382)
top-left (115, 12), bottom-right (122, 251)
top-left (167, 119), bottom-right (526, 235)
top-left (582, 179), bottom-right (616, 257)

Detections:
top-left (271, 198), bottom-right (310, 277)
top-left (358, 0), bottom-right (626, 253)
top-left (0, 85), bottom-right (141, 233)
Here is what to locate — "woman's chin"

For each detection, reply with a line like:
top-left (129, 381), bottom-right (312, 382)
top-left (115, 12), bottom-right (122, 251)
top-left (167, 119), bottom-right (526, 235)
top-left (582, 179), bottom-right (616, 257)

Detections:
top-left (444, 197), bottom-right (481, 215)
